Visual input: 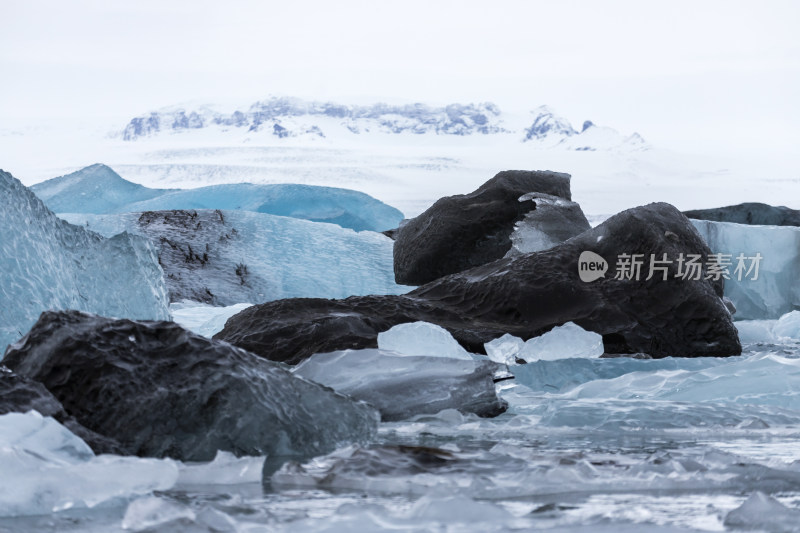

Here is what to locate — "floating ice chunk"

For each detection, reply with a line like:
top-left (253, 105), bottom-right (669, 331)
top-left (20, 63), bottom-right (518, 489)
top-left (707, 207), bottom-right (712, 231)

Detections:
top-left (121, 496), bottom-right (195, 531)
top-left (734, 311), bottom-right (800, 344)
top-left (517, 322), bottom-right (604, 362)
top-left (0, 411), bottom-right (177, 518)
top-left (177, 450), bottom-right (265, 485)
top-left (484, 333), bottom-right (525, 365)
top-left (377, 321), bottom-right (473, 360)
top-left (691, 219), bottom-right (800, 319)
top-left (774, 310), bottom-right (800, 340)
top-left (735, 320), bottom-right (779, 344)
top-left (293, 349), bottom-right (506, 420)
top-left (0, 410), bottom-right (93, 464)
top-left (724, 492), bottom-right (800, 532)
top-left (170, 301), bottom-right (254, 338)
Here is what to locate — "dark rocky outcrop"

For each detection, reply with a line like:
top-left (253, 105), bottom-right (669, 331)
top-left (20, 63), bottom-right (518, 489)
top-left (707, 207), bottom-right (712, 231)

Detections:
top-left (3, 311), bottom-right (378, 462)
top-left (0, 367), bottom-right (124, 454)
top-left (393, 170), bottom-right (587, 285)
top-left (685, 203), bottom-right (800, 227)
top-left (216, 202), bottom-right (741, 362)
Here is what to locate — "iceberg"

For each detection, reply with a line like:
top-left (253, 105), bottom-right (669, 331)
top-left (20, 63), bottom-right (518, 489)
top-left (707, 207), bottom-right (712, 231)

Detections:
top-left (377, 321), bottom-right (473, 360)
top-left (691, 219), bottom-right (800, 319)
top-left (29, 163), bottom-right (171, 215)
top-left (0, 411), bottom-right (177, 518)
top-left (0, 169), bottom-right (170, 351)
top-left (32, 163), bottom-right (404, 231)
top-left (293, 349), bottom-right (507, 420)
top-left (60, 209), bottom-right (407, 306)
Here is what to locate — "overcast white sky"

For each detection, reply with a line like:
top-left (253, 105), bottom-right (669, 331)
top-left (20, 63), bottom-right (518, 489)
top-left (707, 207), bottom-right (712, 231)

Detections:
top-left (1, 0), bottom-right (798, 153)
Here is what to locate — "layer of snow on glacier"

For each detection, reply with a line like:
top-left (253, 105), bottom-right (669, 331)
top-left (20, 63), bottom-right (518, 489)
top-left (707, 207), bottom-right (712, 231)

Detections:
top-left (0, 411), bottom-right (177, 517)
top-left (0, 170), bottom-right (170, 351)
top-left (170, 301), bottom-right (253, 338)
top-left (691, 219), bottom-right (800, 319)
top-left (377, 321), bottom-right (472, 360)
top-left (293, 349), bottom-right (505, 420)
top-left (60, 210), bottom-right (408, 305)
top-left (517, 322), bottom-right (604, 362)
top-left (33, 163), bottom-right (404, 231)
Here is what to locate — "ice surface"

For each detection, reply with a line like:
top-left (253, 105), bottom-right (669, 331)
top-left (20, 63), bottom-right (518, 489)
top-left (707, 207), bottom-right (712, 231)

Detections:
top-left (170, 301), bottom-right (253, 337)
top-left (0, 411), bottom-right (177, 518)
top-left (293, 349), bottom-right (506, 420)
top-left (60, 210), bottom-right (407, 305)
top-left (691, 219), bottom-right (800, 319)
top-left (511, 355), bottom-right (728, 394)
top-left (33, 164), bottom-right (404, 231)
top-left (517, 322), bottom-right (605, 362)
top-left (0, 170), bottom-right (170, 351)
top-left (376, 321), bottom-right (473, 360)
top-left (484, 333), bottom-right (526, 365)
top-left (549, 352), bottom-right (800, 409)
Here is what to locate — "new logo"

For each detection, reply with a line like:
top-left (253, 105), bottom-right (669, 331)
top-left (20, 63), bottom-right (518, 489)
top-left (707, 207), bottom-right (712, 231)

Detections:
top-left (578, 251), bottom-right (608, 282)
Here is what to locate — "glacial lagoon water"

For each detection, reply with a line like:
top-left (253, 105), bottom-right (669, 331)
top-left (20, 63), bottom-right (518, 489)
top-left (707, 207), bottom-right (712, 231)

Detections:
top-left (4, 315), bottom-right (800, 532)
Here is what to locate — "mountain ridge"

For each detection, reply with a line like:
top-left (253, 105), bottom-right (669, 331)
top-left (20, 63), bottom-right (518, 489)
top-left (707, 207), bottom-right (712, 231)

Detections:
top-left (120, 97), bottom-right (648, 151)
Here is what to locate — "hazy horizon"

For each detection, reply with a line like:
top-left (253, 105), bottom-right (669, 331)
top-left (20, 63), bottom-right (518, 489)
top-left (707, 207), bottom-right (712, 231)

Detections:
top-left (1, 0), bottom-right (798, 158)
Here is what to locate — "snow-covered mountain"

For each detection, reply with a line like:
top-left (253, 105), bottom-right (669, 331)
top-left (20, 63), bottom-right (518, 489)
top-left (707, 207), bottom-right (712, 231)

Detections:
top-left (120, 97), bottom-right (647, 151)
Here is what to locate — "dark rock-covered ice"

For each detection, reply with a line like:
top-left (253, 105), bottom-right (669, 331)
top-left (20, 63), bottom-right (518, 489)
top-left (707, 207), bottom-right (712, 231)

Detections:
top-left (3, 310), bottom-right (379, 462)
top-left (293, 349), bottom-right (507, 420)
top-left (685, 202), bottom-right (800, 227)
top-left (61, 208), bottom-right (406, 305)
top-left (217, 202), bottom-right (741, 361)
top-left (393, 170), bottom-right (583, 285)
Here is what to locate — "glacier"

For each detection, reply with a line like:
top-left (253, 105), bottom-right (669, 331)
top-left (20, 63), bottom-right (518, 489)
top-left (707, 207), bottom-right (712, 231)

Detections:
top-left (0, 169), bottom-right (169, 351)
top-left (691, 219), bottom-right (800, 319)
top-left (60, 209), bottom-right (408, 305)
top-left (32, 163), bottom-right (404, 231)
